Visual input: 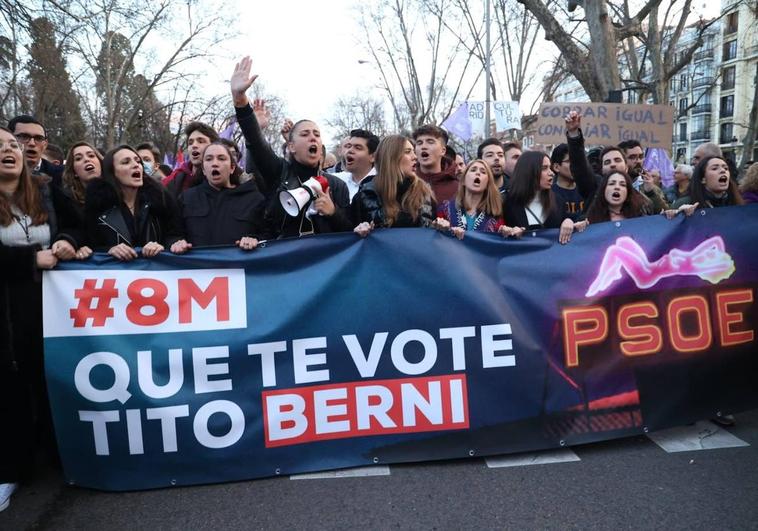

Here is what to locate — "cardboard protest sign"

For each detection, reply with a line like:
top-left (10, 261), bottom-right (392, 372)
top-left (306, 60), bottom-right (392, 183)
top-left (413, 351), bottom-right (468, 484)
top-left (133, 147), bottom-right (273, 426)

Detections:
top-left (535, 103), bottom-right (674, 150)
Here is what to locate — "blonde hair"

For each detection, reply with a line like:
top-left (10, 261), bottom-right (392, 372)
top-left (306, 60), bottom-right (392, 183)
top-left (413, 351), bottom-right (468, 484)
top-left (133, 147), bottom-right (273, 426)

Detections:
top-left (455, 159), bottom-right (502, 217)
top-left (374, 135), bottom-right (432, 226)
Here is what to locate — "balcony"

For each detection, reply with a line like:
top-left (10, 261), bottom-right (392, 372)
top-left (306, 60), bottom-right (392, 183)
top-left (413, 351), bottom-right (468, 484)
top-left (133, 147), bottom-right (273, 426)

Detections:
top-left (694, 48), bottom-right (714, 61)
top-left (691, 130), bottom-right (711, 141)
top-left (692, 104), bottom-right (712, 114)
top-left (693, 76), bottom-right (715, 88)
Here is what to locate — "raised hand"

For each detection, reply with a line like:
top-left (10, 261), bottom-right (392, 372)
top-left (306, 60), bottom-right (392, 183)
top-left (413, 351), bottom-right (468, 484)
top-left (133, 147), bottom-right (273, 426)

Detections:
top-left (231, 56), bottom-right (259, 107)
top-left (253, 99), bottom-right (271, 130)
top-left (564, 111), bottom-right (582, 137)
top-left (280, 118), bottom-right (294, 142)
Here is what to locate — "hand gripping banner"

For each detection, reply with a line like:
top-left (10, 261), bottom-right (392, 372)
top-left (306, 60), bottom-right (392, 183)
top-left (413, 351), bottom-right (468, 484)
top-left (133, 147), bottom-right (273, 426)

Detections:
top-left (43, 205), bottom-right (758, 490)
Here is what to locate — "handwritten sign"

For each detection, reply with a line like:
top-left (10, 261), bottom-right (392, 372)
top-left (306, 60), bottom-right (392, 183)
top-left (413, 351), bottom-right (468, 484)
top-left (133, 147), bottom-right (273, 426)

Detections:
top-left (535, 103), bottom-right (674, 150)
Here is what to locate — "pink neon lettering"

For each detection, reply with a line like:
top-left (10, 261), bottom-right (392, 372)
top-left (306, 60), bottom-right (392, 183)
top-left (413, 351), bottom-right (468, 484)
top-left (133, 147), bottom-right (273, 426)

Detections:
top-left (586, 236), bottom-right (735, 297)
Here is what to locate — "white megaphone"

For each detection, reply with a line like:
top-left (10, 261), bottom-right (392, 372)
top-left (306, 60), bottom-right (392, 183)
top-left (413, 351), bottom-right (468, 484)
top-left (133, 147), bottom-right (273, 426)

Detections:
top-left (279, 176), bottom-right (330, 217)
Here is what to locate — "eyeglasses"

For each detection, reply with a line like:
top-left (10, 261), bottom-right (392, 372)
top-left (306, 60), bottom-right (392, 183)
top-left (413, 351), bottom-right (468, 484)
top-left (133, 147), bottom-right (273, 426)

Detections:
top-left (15, 133), bottom-right (47, 143)
top-left (0, 141), bottom-right (24, 151)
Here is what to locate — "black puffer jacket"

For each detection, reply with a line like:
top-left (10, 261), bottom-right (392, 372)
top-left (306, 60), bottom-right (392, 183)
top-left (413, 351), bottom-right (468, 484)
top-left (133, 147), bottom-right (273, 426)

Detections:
top-left (235, 103), bottom-right (352, 238)
top-left (351, 176), bottom-right (435, 228)
top-left (179, 179), bottom-right (266, 245)
top-left (84, 178), bottom-right (183, 250)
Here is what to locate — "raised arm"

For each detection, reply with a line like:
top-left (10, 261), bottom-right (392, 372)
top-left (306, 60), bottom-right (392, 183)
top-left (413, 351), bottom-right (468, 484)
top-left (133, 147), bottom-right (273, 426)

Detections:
top-left (231, 56), bottom-right (284, 194)
top-left (565, 111), bottom-right (598, 201)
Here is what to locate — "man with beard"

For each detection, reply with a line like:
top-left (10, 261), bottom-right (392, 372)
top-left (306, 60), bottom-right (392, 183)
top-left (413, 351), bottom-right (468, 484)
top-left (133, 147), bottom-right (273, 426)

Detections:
top-left (412, 124), bottom-right (458, 203)
top-left (163, 122), bottom-right (219, 199)
top-left (564, 112), bottom-right (667, 212)
top-left (501, 140), bottom-right (522, 191)
top-left (477, 138), bottom-right (506, 195)
top-left (8, 115), bottom-right (63, 185)
top-left (618, 139), bottom-right (669, 208)
top-left (335, 129), bottom-right (379, 201)
top-left (231, 56), bottom-right (350, 238)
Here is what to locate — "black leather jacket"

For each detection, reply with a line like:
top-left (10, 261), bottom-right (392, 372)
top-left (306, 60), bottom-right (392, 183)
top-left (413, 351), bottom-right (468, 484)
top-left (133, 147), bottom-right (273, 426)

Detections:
top-left (84, 178), bottom-right (183, 250)
top-left (235, 103), bottom-right (352, 238)
top-left (351, 176), bottom-right (435, 228)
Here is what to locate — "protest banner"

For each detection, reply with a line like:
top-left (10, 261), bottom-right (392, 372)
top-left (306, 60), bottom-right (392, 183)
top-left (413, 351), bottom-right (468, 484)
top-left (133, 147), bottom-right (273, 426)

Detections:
top-left (534, 103), bottom-right (675, 149)
top-left (43, 206), bottom-right (758, 491)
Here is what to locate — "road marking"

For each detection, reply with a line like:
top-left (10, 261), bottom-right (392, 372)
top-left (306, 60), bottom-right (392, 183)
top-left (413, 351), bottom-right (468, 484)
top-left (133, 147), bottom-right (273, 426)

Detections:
top-left (485, 448), bottom-right (580, 468)
top-left (290, 465), bottom-right (391, 480)
top-left (647, 421), bottom-right (750, 453)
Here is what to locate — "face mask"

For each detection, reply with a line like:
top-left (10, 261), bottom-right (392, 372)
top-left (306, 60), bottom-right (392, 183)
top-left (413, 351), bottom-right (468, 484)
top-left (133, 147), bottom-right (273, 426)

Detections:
top-left (142, 161), bottom-right (155, 177)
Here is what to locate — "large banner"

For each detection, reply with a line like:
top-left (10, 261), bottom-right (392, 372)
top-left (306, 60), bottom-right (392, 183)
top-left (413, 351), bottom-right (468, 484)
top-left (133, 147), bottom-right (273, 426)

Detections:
top-left (43, 206), bottom-right (758, 491)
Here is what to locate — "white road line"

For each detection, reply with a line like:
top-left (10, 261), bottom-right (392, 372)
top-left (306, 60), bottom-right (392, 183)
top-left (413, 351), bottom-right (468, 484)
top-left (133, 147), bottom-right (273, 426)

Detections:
top-left (647, 421), bottom-right (750, 453)
top-left (290, 465), bottom-right (391, 480)
top-left (485, 448), bottom-right (580, 468)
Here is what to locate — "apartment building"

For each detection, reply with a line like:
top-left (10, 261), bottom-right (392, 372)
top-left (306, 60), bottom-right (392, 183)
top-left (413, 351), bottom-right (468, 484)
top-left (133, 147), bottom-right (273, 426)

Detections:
top-left (549, 1), bottom-right (757, 165)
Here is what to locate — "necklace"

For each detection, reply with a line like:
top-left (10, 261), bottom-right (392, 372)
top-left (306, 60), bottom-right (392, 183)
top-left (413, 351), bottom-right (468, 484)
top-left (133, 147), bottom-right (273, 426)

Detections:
top-left (12, 213), bottom-right (31, 243)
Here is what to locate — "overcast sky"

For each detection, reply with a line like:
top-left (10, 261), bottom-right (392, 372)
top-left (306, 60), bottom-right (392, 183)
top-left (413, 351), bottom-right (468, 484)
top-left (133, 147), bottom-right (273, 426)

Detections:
top-left (200, 0), bottom-right (722, 144)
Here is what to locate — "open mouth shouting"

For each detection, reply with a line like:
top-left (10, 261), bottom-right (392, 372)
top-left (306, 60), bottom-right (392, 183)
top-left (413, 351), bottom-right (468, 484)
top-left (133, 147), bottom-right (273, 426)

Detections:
top-left (345, 154), bottom-right (355, 167)
top-left (611, 191), bottom-right (621, 200)
top-left (308, 144), bottom-right (319, 155)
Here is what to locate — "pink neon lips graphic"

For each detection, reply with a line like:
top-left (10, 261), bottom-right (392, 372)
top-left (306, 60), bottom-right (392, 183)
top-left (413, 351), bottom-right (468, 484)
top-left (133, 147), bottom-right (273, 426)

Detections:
top-left (586, 236), bottom-right (735, 297)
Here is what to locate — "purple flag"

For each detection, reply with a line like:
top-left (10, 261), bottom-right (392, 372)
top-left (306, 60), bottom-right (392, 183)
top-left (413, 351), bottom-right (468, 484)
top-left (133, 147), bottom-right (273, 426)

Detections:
top-left (219, 118), bottom-right (237, 141)
top-left (163, 153), bottom-right (174, 168)
top-left (643, 148), bottom-right (675, 188)
top-left (441, 102), bottom-right (472, 142)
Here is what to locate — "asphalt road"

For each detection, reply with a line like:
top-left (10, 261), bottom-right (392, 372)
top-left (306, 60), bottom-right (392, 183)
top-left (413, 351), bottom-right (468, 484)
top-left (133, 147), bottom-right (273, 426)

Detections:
top-left (3, 409), bottom-right (758, 530)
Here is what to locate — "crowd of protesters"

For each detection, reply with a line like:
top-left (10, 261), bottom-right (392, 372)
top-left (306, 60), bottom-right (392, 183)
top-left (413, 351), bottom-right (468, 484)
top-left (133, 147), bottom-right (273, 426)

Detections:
top-left (1, 55), bottom-right (756, 512)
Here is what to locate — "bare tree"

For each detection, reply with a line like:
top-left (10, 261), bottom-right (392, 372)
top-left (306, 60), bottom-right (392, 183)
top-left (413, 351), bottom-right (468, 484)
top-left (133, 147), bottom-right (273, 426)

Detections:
top-left (517, 0), bottom-right (689, 102)
top-left (358, 0), bottom-right (478, 130)
top-left (326, 94), bottom-right (389, 142)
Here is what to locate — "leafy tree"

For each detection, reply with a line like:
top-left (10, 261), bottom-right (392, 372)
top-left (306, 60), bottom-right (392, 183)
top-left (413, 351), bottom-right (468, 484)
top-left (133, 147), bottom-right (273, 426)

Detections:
top-left (27, 17), bottom-right (86, 148)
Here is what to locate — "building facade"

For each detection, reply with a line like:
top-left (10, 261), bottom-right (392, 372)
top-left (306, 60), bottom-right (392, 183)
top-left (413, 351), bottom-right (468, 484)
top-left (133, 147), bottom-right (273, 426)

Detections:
top-left (548, 0), bottom-right (757, 166)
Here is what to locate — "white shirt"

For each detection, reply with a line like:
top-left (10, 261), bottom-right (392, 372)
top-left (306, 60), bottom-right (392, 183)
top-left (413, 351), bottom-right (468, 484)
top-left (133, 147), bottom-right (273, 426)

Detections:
top-left (335, 168), bottom-right (376, 201)
top-left (525, 196), bottom-right (546, 226)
